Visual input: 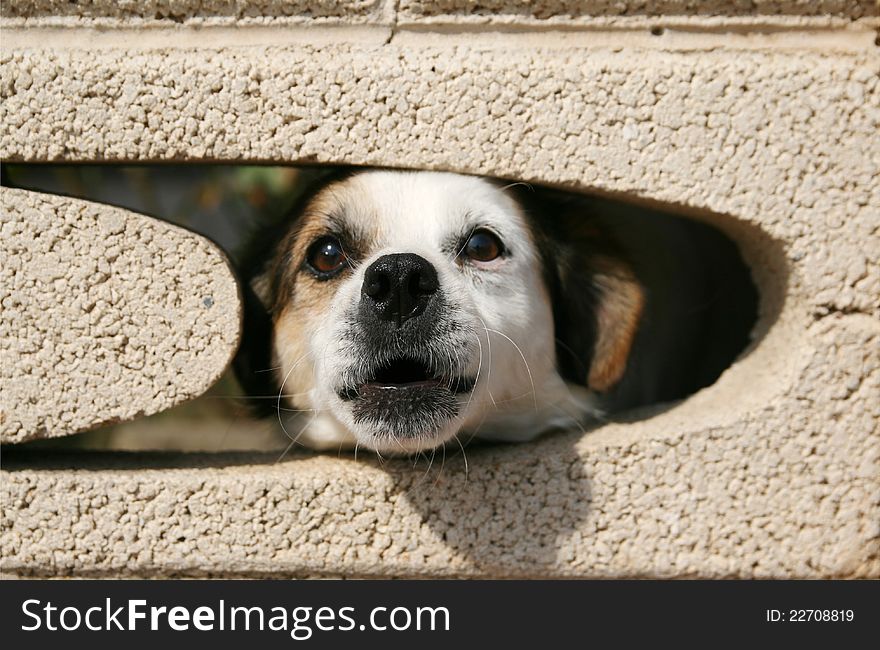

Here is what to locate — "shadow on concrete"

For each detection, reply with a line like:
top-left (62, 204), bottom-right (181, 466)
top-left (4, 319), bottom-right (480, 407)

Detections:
top-left (385, 430), bottom-right (594, 577)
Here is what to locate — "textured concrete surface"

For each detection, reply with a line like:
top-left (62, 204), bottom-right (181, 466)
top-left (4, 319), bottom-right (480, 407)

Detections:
top-left (3, 1), bottom-right (877, 40)
top-left (4, 0), bottom-right (876, 21)
top-left (1, 5), bottom-right (878, 577)
top-left (398, 1), bottom-right (880, 24)
top-left (1, 1), bottom-right (394, 23)
top-left (0, 188), bottom-right (242, 443)
top-left (2, 334), bottom-right (878, 579)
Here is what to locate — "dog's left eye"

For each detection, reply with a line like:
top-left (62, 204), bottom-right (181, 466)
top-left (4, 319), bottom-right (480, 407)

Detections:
top-left (464, 229), bottom-right (504, 263)
top-left (306, 236), bottom-right (348, 276)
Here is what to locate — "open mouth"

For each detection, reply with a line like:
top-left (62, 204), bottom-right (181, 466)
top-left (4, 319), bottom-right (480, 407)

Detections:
top-left (338, 356), bottom-right (475, 402)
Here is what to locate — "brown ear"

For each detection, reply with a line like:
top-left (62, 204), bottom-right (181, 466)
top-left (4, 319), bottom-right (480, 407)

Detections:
top-left (504, 183), bottom-right (646, 394)
top-left (535, 215), bottom-right (645, 394)
top-left (586, 257), bottom-right (645, 392)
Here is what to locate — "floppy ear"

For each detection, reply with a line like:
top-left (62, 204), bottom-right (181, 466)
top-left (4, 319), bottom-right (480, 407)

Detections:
top-left (580, 255), bottom-right (645, 391)
top-left (531, 207), bottom-right (645, 394)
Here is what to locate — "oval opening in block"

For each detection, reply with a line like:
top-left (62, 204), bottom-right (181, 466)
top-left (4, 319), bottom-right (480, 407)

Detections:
top-left (2, 163), bottom-right (764, 454)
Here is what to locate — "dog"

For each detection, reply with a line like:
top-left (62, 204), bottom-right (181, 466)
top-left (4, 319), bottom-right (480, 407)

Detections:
top-left (235, 170), bottom-right (757, 454)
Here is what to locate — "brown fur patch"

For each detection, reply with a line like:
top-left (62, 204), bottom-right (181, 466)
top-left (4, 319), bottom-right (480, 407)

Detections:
top-left (265, 177), bottom-right (383, 408)
top-left (272, 304), bottom-right (318, 407)
top-left (267, 178), bottom-right (379, 320)
top-left (588, 257), bottom-right (645, 392)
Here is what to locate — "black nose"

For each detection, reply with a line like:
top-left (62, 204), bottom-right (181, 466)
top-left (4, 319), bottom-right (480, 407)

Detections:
top-left (362, 253), bottom-right (439, 327)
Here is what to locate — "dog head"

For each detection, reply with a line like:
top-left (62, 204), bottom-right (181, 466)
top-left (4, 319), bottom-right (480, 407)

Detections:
top-left (238, 170), bottom-right (644, 453)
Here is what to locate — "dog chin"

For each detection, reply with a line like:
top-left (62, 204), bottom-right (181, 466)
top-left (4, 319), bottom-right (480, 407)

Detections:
top-left (352, 417), bottom-right (465, 454)
top-left (334, 382), bottom-right (475, 454)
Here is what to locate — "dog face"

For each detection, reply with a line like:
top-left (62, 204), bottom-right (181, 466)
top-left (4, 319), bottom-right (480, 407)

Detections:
top-left (241, 170), bottom-right (649, 454)
top-left (260, 171), bottom-right (567, 453)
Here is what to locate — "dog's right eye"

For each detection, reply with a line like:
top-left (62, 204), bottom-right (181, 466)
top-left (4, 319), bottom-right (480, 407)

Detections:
top-left (305, 236), bottom-right (348, 277)
top-left (464, 229), bottom-right (504, 263)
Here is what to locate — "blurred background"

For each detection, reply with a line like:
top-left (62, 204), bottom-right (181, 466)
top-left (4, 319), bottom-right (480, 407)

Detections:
top-left (2, 163), bottom-right (336, 453)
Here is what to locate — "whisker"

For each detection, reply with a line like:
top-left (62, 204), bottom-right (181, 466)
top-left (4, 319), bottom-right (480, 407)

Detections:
top-left (451, 224), bottom-right (480, 263)
top-left (453, 434), bottom-right (469, 484)
top-left (206, 394), bottom-right (312, 400)
top-left (476, 388), bottom-right (540, 406)
top-left (276, 438), bottom-right (298, 464)
top-left (552, 403), bottom-right (587, 437)
top-left (476, 317), bottom-right (496, 407)
top-left (462, 330), bottom-right (484, 415)
top-left (276, 352), bottom-right (309, 444)
top-left (499, 181), bottom-right (534, 193)
top-left (274, 335), bottom-right (336, 444)
top-left (431, 441), bottom-right (447, 490)
top-left (392, 434), bottom-right (411, 457)
top-left (275, 412), bottom-right (317, 463)
top-left (420, 447), bottom-right (438, 483)
top-left (483, 326), bottom-right (537, 411)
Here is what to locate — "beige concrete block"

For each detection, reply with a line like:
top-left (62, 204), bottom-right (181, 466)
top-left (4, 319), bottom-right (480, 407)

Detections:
top-left (394, 2), bottom-right (880, 36)
top-left (5, 0), bottom-right (876, 23)
top-left (1, 1), bottom-right (395, 24)
top-left (398, 0), bottom-right (879, 22)
top-left (0, 188), bottom-right (242, 443)
top-left (0, 17), bottom-right (877, 578)
top-left (2, 312), bottom-right (878, 579)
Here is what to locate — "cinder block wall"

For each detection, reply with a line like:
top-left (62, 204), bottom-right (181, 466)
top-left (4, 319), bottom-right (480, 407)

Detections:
top-left (1, 1), bottom-right (878, 578)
